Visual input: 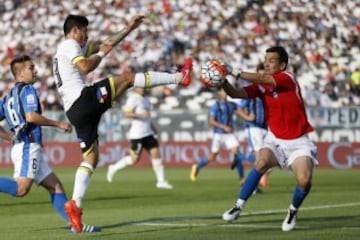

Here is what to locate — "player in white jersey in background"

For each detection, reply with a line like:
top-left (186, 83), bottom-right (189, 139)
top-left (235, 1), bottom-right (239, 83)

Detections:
top-left (53, 13), bottom-right (192, 232)
top-left (106, 88), bottom-right (173, 189)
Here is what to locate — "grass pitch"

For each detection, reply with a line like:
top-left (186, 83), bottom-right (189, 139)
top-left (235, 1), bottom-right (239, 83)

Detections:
top-left (0, 167), bottom-right (359, 240)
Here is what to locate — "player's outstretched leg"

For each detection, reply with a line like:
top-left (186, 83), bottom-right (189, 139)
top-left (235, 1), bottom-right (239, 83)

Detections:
top-left (178, 57), bottom-right (193, 86)
top-left (131, 57), bottom-right (193, 89)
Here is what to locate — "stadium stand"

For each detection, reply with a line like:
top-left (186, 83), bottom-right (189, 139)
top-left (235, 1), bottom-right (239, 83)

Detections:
top-left (0, 0), bottom-right (359, 110)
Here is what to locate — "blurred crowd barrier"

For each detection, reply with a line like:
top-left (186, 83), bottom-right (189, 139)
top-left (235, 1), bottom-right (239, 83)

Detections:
top-left (0, 107), bottom-right (359, 169)
top-left (29, 107), bottom-right (360, 143)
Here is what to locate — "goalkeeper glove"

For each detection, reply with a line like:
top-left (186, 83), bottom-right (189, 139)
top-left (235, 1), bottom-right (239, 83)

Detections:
top-left (210, 58), bottom-right (241, 79)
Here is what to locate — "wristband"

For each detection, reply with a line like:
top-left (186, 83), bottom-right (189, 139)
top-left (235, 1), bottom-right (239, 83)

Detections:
top-left (96, 51), bottom-right (106, 58)
top-left (221, 78), bottom-right (228, 86)
top-left (234, 68), bottom-right (242, 79)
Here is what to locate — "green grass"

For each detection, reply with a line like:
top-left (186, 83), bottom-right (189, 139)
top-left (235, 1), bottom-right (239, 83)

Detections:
top-left (0, 167), bottom-right (359, 240)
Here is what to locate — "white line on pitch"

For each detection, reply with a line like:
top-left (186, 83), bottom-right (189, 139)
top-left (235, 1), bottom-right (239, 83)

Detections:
top-left (135, 222), bottom-right (301, 229)
top-left (241, 201), bottom-right (360, 216)
top-left (132, 202), bottom-right (360, 229)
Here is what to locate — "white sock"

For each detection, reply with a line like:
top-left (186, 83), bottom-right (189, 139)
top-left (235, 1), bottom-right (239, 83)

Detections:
top-left (151, 158), bottom-right (165, 182)
top-left (236, 198), bottom-right (245, 209)
top-left (134, 72), bottom-right (182, 87)
top-left (72, 162), bottom-right (94, 208)
top-left (111, 155), bottom-right (133, 171)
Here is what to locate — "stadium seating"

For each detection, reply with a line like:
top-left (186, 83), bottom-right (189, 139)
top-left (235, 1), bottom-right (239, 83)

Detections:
top-left (0, 0), bottom-right (359, 110)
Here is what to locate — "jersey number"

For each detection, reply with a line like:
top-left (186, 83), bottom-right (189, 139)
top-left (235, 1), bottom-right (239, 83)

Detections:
top-left (5, 97), bottom-right (21, 128)
top-left (53, 58), bottom-right (63, 88)
top-left (32, 158), bottom-right (38, 170)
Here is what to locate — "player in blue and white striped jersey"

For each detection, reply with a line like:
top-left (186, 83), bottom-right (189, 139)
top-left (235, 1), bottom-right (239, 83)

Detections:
top-left (190, 86), bottom-right (243, 182)
top-left (0, 55), bottom-right (99, 233)
top-left (236, 63), bottom-right (269, 188)
top-left (237, 97), bottom-right (269, 188)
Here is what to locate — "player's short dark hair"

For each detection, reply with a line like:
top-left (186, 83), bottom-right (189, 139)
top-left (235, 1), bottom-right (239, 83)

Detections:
top-left (266, 46), bottom-right (288, 68)
top-left (63, 14), bottom-right (89, 35)
top-left (10, 55), bottom-right (31, 76)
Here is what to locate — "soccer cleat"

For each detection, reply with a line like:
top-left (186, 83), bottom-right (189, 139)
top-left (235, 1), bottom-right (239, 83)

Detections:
top-left (178, 57), bottom-right (193, 86)
top-left (190, 164), bottom-right (198, 182)
top-left (70, 224), bottom-right (101, 233)
top-left (282, 207), bottom-right (297, 231)
top-left (106, 164), bottom-right (116, 183)
top-left (156, 181), bottom-right (173, 189)
top-left (222, 205), bottom-right (242, 221)
top-left (64, 200), bottom-right (83, 233)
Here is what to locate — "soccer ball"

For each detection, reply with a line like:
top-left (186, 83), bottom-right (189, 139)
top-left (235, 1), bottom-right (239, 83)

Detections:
top-left (200, 59), bottom-right (227, 87)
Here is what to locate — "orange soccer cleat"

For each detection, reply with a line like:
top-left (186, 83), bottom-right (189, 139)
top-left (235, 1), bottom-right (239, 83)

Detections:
top-left (64, 200), bottom-right (83, 233)
top-left (178, 57), bottom-right (193, 86)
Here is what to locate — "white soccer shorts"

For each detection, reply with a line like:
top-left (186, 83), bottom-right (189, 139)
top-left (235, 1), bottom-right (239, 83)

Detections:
top-left (11, 142), bottom-right (52, 185)
top-left (211, 133), bottom-right (239, 153)
top-left (246, 126), bottom-right (267, 152)
top-left (263, 131), bottom-right (318, 168)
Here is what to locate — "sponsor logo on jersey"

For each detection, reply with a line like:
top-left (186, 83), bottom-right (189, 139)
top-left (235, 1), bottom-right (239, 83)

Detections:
top-left (26, 94), bottom-right (36, 105)
top-left (272, 91), bottom-right (278, 99)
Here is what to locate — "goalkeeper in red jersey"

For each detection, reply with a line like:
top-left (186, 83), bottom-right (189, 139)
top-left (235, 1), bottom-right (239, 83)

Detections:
top-left (217, 46), bottom-right (317, 232)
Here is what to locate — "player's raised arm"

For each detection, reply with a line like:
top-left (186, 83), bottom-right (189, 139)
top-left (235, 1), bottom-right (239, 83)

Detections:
top-left (83, 14), bottom-right (145, 57)
top-left (237, 71), bottom-right (275, 86)
top-left (78, 13), bottom-right (145, 74)
top-left (222, 79), bottom-right (248, 99)
top-left (25, 112), bottom-right (72, 133)
top-left (103, 13), bottom-right (145, 48)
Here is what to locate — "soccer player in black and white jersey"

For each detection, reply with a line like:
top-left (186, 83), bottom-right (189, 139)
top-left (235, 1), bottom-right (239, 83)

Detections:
top-left (106, 87), bottom-right (173, 189)
top-left (53, 13), bottom-right (192, 233)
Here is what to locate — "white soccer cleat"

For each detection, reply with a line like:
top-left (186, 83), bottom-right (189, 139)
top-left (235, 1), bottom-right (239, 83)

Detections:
top-left (222, 205), bottom-right (242, 221)
top-left (106, 165), bottom-right (116, 183)
top-left (282, 208), bottom-right (297, 231)
top-left (156, 181), bottom-right (173, 189)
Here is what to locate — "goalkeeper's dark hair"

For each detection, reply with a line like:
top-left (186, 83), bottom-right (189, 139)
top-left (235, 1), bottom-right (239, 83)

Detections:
top-left (266, 46), bottom-right (288, 69)
top-left (63, 14), bottom-right (89, 35)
